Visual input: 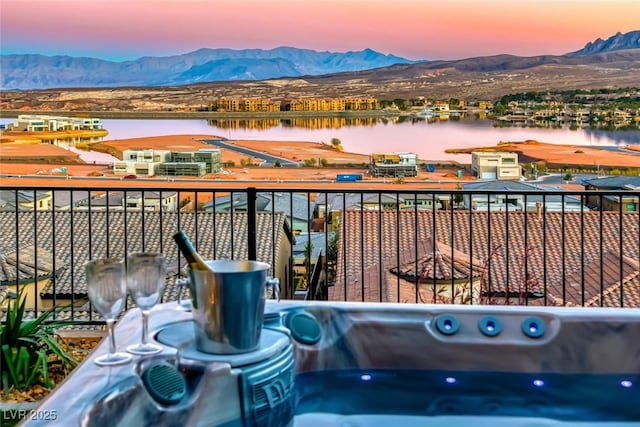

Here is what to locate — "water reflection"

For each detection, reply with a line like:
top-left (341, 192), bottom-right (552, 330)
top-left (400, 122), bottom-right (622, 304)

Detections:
top-left (2, 116), bottom-right (639, 163)
top-left (207, 116), bottom-right (382, 130)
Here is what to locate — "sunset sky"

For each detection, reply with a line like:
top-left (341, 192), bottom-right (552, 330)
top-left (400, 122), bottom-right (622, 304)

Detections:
top-left (1, 0), bottom-right (638, 61)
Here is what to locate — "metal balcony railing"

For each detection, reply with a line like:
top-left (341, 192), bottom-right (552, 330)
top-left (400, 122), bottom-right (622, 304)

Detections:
top-left (0, 185), bottom-right (638, 324)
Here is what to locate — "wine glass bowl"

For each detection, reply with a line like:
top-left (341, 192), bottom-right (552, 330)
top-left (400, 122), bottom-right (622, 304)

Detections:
top-left (126, 252), bottom-right (166, 355)
top-left (85, 257), bottom-right (132, 366)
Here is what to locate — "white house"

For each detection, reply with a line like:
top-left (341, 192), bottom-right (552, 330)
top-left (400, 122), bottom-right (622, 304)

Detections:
top-left (113, 149), bottom-right (172, 176)
top-left (471, 151), bottom-right (521, 180)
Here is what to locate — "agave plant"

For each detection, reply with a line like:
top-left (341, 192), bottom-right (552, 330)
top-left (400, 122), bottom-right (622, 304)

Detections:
top-left (1, 289), bottom-right (78, 397)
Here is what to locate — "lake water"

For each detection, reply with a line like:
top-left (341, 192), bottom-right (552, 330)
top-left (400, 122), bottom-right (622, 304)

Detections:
top-left (3, 117), bottom-right (640, 164)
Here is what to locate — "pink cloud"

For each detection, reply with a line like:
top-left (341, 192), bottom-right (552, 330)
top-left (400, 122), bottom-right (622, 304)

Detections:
top-left (1, 0), bottom-right (638, 60)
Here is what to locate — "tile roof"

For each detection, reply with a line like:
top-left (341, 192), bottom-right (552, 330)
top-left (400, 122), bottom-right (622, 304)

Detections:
top-left (0, 211), bottom-right (289, 303)
top-left (0, 244), bottom-right (65, 285)
top-left (463, 180), bottom-right (545, 191)
top-left (263, 192), bottom-right (314, 221)
top-left (329, 210), bottom-right (640, 307)
top-left (390, 238), bottom-right (485, 282)
top-left (583, 176), bottom-right (640, 189)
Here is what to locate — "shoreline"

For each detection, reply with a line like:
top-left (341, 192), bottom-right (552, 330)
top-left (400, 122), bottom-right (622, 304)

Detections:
top-left (0, 110), bottom-right (402, 120)
top-left (1, 133), bottom-right (639, 182)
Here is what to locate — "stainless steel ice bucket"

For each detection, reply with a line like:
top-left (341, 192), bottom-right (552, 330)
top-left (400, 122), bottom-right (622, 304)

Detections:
top-left (188, 260), bottom-right (278, 354)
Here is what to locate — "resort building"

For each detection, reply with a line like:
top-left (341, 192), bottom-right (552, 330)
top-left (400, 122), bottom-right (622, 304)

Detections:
top-left (6, 115), bottom-right (102, 132)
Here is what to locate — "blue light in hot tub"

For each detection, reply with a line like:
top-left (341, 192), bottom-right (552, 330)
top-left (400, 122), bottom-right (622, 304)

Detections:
top-left (620, 380), bottom-right (633, 388)
top-left (445, 377), bottom-right (457, 384)
top-left (360, 374), bottom-right (372, 382)
top-left (532, 379), bottom-right (545, 387)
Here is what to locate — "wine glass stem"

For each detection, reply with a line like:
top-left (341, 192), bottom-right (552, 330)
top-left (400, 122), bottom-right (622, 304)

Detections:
top-left (106, 318), bottom-right (117, 355)
top-left (141, 310), bottom-right (150, 345)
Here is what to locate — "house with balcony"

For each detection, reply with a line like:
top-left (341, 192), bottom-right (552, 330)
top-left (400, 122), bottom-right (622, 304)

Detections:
top-left (471, 151), bottom-right (522, 180)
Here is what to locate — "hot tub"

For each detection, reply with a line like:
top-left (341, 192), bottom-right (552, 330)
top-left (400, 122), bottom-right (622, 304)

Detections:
top-left (21, 302), bottom-right (640, 426)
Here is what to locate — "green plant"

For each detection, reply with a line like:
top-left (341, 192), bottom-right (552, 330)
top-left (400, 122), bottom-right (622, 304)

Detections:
top-left (1, 289), bottom-right (77, 397)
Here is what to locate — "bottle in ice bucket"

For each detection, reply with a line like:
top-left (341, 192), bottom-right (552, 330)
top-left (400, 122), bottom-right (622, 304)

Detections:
top-left (173, 230), bottom-right (213, 272)
top-left (173, 230), bottom-right (209, 308)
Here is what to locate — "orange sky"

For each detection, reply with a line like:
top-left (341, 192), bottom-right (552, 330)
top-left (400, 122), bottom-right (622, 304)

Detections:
top-left (1, 0), bottom-right (638, 60)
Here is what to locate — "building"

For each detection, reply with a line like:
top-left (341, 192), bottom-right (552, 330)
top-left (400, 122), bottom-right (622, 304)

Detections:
top-left (369, 152), bottom-right (419, 177)
top-left (471, 152), bottom-right (521, 180)
top-left (0, 245), bottom-right (65, 310)
top-left (113, 149), bottom-right (171, 176)
top-left (462, 181), bottom-right (586, 212)
top-left (329, 209), bottom-right (639, 306)
top-left (161, 149), bottom-right (222, 175)
top-left (71, 191), bottom-right (179, 212)
top-left (7, 115), bottom-right (102, 132)
top-left (292, 232), bottom-right (331, 298)
top-left (204, 192), bottom-right (313, 233)
top-left (52, 191), bottom-right (93, 211)
top-left (0, 190), bottom-right (53, 211)
top-left (124, 191), bottom-right (179, 212)
top-left (582, 176), bottom-right (640, 212)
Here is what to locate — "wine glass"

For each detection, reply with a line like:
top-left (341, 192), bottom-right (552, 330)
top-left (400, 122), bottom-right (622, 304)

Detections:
top-left (175, 276), bottom-right (192, 311)
top-left (85, 257), bottom-right (132, 366)
top-left (126, 252), bottom-right (166, 355)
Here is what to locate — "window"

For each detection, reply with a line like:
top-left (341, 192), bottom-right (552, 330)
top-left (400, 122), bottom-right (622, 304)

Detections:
top-left (501, 158), bottom-right (516, 164)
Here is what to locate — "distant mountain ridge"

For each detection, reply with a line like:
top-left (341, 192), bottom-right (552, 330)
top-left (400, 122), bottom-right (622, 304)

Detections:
top-left (0, 46), bottom-right (416, 90)
top-left (2, 31), bottom-right (638, 91)
top-left (567, 30), bottom-right (640, 56)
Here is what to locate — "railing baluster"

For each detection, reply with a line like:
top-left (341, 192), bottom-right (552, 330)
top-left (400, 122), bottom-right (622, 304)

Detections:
top-left (33, 189), bottom-right (38, 315)
top-left (561, 194), bottom-right (566, 306)
top-left (618, 197), bottom-right (623, 308)
top-left (599, 194), bottom-right (604, 307)
top-left (580, 194), bottom-right (585, 307)
top-left (51, 190), bottom-right (57, 317)
top-left (542, 194), bottom-right (547, 306)
top-left (247, 187), bottom-right (257, 261)
top-left (70, 191), bottom-right (75, 320)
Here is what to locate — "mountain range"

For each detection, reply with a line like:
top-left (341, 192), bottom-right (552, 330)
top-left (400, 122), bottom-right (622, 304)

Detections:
top-left (0, 47), bottom-right (415, 90)
top-left (0, 30), bottom-right (638, 96)
top-left (567, 30), bottom-right (640, 56)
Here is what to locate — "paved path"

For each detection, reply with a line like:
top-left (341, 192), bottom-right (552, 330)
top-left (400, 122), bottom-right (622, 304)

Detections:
top-left (202, 139), bottom-right (300, 167)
